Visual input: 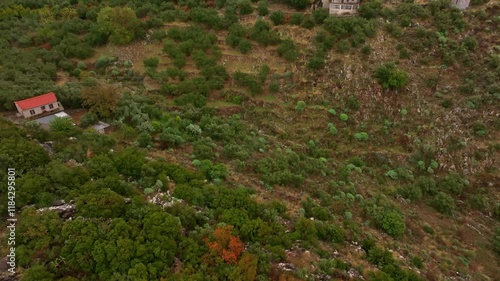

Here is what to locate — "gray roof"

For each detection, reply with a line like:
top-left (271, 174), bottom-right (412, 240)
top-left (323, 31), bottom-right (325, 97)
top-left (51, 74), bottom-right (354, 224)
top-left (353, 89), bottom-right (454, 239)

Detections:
top-left (92, 121), bottom-right (110, 131)
top-left (34, 112), bottom-right (71, 125)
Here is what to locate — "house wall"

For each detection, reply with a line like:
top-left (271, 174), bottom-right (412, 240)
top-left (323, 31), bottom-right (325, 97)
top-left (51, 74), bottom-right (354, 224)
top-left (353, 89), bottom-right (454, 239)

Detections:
top-left (450, 0), bottom-right (470, 10)
top-left (18, 102), bottom-right (60, 118)
top-left (329, 2), bottom-right (360, 15)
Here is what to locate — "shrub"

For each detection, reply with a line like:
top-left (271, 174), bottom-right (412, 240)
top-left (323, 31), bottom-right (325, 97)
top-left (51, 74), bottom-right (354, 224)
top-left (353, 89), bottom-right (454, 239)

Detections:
top-left (378, 210), bottom-right (406, 237)
top-left (336, 39), bottom-right (350, 53)
top-left (354, 132), bottom-right (369, 141)
top-left (411, 256), bottom-right (424, 269)
top-left (358, 0), bottom-right (383, 19)
top-left (193, 159), bottom-right (228, 180)
top-left (307, 51), bottom-right (325, 70)
top-left (315, 222), bottom-right (345, 243)
top-left (95, 56), bottom-right (112, 69)
top-left (493, 227), bottom-right (500, 257)
top-left (471, 121), bottom-right (488, 137)
top-left (143, 57), bottom-right (160, 68)
top-left (373, 63), bottom-right (409, 90)
top-left (238, 39), bottom-right (253, 54)
top-left (431, 192), bottom-right (455, 215)
top-left (361, 44), bottom-right (371, 55)
top-left (77, 61), bottom-right (87, 69)
top-left (233, 71), bottom-right (262, 95)
top-left (295, 217), bottom-right (318, 242)
top-left (270, 11), bottom-right (285, 25)
top-left (250, 20), bottom-right (281, 46)
top-left (365, 200), bottom-right (406, 237)
top-left (440, 172), bottom-right (469, 195)
top-left (312, 8), bottom-right (329, 24)
top-left (367, 247), bottom-right (396, 267)
top-left (239, 0), bottom-right (254, 15)
top-left (346, 95), bottom-right (360, 110)
top-left (290, 13), bottom-right (303, 25)
top-left (138, 132), bottom-right (152, 148)
top-left (175, 93), bottom-right (207, 108)
top-left (328, 123), bottom-right (338, 135)
top-left (295, 101), bottom-right (306, 112)
top-left (468, 194), bottom-right (489, 212)
top-left (288, 0), bottom-right (309, 10)
top-left (399, 184), bottom-right (423, 201)
top-left (257, 1), bottom-right (269, 16)
top-left (301, 15), bottom-right (315, 29)
top-left (269, 81), bottom-right (280, 93)
top-left (50, 117), bottom-right (76, 133)
top-left (277, 39), bottom-right (298, 62)
top-left (340, 113), bottom-right (348, 121)
top-left (80, 112), bottom-right (98, 128)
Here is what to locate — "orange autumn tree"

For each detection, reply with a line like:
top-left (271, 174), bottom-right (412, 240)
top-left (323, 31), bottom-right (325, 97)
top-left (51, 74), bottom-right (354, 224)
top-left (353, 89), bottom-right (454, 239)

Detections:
top-left (206, 225), bottom-right (244, 264)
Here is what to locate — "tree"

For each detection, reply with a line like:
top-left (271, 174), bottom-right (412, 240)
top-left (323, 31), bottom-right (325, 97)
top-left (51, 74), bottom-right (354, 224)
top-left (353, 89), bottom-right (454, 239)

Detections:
top-left (20, 265), bottom-right (54, 281)
top-left (206, 225), bottom-right (245, 264)
top-left (270, 11), bottom-right (285, 25)
top-left (76, 189), bottom-right (126, 218)
top-left (113, 147), bottom-right (146, 179)
top-left (295, 217), bottom-right (317, 242)
top-left (97, 7), bottom-right (140, 45)
top-left (80, 112), bottom-right (98, 128)
top-left (231, 253), bottom-right (259, 281)
top-left (81, 85), bottom-right (120, 118)
top-left (373, 63), bottom-right (409, 90)
top-left (50, 117), bottom-right (76, 133)
top-left (277, 39), bottom-right (298, 62)
top-left (143, 57), bottom-right (160, 68)
top-left (431, 192), bottom-right (455, 215)
top-left (138, 132), bottom-right (152, 148)
top-left (0, 138), bottom-right (49, 174)
top-left (76, 189), bottom-right (127, 218)
top-left (312, 8), bottom-right (329, 24)
top-left (287, 0), bottom-right (309, 10)
top-left (358, 0), bottom-right (383, 19)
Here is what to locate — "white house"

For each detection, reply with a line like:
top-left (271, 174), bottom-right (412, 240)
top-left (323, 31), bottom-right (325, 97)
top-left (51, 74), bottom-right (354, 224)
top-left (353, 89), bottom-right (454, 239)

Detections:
top-left (329, 0), bottom-right (361, 15)
top-left (450, 0), bottom-right (470, 10)
top-left (14, 92), bottom-right (63, 118)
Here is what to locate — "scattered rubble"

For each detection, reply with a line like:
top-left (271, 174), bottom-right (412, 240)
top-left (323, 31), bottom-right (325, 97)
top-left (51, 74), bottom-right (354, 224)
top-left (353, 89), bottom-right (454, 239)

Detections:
top-left (277, 262), bottom-right (297, 272)
top-left (148, 191), bottom-right (183, 209)
top-left (347, 268), bottom-right (364, 280)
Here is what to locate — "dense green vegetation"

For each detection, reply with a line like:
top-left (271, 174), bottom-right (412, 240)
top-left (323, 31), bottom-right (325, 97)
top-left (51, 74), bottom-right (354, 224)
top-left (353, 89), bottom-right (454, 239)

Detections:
top-left (0, 0), bottom-right (498, 280)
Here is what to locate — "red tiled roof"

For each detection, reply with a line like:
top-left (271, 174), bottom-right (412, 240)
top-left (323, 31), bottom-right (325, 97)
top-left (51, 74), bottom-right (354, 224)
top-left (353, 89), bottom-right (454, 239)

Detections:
top-left (14, 93), bottom-right (57, 110)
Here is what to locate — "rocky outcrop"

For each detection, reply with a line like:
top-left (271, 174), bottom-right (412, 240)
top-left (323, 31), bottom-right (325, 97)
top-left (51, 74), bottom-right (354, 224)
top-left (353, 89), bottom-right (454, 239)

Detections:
top-left (37, 200), bottom-right (76, 220)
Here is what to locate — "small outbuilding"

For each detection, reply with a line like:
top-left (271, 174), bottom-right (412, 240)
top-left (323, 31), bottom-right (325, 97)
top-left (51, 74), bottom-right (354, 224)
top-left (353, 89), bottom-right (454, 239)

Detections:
top-left (92, 121), bottom-right (111, 134)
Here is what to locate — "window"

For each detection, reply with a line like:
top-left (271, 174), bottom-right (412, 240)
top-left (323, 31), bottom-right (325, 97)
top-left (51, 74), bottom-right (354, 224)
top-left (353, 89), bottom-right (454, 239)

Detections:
top-left (30, 110), bottom-right (35, 115)
top-left (49, 104), bottom-right (54, 109)
top-left (41, 105), bottom-right (46, 110)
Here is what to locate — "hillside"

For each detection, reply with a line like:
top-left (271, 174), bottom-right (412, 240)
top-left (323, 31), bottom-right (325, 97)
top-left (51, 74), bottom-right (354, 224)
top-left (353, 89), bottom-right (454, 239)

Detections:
top-left (0, 0), bottom-right (499, 280)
